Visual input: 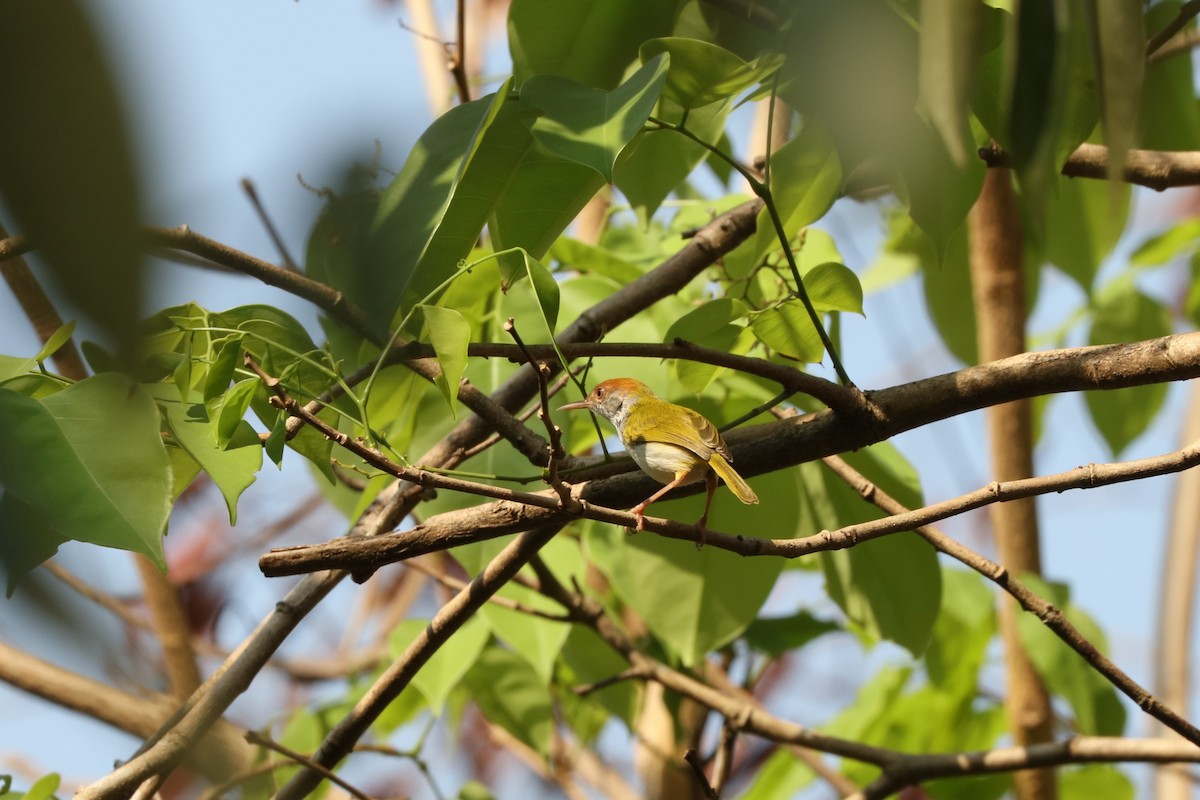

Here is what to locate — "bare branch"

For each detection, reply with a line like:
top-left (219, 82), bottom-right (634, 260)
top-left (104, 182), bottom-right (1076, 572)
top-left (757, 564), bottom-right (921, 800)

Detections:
top-left (979, 142), bottom-right (1200, 191)
top-left (261, 331), bottom-right (1200, 576)
top-left (1146, 0), bottom-right (1200, 56)
top-left (275, 523), bottom-right (563, 799)
top-left (244, 731), bottom-right (374, 800)
top-left (821, 453), bottom-right (1200, 750)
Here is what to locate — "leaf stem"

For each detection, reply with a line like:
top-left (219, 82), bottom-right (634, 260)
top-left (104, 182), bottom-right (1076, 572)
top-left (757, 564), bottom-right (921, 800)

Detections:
top-left (645, 115), bottom-right (852, 386)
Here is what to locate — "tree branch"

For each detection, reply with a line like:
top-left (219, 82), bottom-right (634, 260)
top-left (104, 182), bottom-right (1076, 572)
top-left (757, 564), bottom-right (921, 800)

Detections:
top-left (979, 142), bottom-right (1200, 191)
top-left (275, 523), bottom-right (563, 800)
top-left (852, 737), bottom-right (1200, 800)
top-left (969, 166), bottom-right (1054, 799)
top-left (0, 641), bottom-right (251, 782)
top-left (261, 331), bottom-right (1200, 575)
top-left (821, 454), bottom-right (1200, 750)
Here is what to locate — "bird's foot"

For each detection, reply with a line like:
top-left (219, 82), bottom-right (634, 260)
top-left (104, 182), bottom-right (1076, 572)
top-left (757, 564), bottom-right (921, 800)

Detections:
top-left (627, 504), bottom-right (648, 534)
top-left (695, 516), bottom-right (709, 549)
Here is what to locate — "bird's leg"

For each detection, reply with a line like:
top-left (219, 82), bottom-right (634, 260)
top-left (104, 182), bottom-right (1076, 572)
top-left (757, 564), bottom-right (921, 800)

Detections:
top-left (628, 472), bottom-right (692, 533)
top-left (694, 471), bottom-right (717, 549)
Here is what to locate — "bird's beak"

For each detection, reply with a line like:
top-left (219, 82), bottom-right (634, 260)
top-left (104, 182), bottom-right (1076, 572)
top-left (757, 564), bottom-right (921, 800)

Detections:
top-left (557, 399), bottom-right (592, 412)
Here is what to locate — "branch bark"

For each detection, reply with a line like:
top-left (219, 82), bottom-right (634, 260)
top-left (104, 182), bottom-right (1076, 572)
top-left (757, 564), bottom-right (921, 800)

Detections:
top-left (275, 523), bottom-right (564, 800)
top-left (978, 142), bottom-right (1200, 191)
top-left (261, 331), bottom-right (1200, 573)
top-left (969, 167), bottom-right (1055, 799)
top-left (1154, 381), bottom-right (1200, 800)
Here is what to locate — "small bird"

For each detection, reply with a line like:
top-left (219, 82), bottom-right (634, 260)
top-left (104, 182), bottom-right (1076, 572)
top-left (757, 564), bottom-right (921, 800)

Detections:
top-left (558, 378), bottom-right (758, 535)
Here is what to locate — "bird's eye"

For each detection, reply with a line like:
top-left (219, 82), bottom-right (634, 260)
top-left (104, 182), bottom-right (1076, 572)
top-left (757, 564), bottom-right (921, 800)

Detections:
top-left (595, 387), bottom-right (606, 398)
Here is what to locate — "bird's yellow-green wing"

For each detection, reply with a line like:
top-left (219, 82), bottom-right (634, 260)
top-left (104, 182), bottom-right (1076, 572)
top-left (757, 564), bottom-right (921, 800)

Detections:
top-left (647, 403), bottom-right (732, 462)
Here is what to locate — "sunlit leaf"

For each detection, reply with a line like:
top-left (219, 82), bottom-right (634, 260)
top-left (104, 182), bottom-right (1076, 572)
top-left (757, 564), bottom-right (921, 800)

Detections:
top-left (419, 305), bottom-right (471, 419)
top-left (639, 38), bottom-right (783, 111)
top-left (508, 0), bottom-right (680, 88)
top-left (751, 302), bottom-right (824, 363)
top-left (520, 54), bottom-right (670, 182)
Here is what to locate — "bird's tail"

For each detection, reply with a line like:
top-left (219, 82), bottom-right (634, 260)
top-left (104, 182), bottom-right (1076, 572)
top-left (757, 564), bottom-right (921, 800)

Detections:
top-left (709, 454), bottom-right (759, 505)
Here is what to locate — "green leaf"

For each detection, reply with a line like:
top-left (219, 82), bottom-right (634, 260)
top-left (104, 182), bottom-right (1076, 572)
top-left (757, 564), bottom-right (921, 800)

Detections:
top-left (639, 38), bottom-right (784, 111)
top-left (508, 0), bottom-right (681, 89)
top-left (1016, 574), bottom-right (1126, 735)
top-left (727, 123), bottom-right (842, 279)
top-left (925, 568), bottom-right (995, 688)
top-left (208, 378), bottom-right (260, 450)
top-left (548, 236), bottom-right (642, 283)
top-left (591, 467), bottom-right (797, 665)
top-left (665, 298), bottom-right (748, 344)
top-left (743, 611), bottom-right (840, 658)
top-left (921, 223), bottom-right (977, 364)
top-left (896, 117), bottom-right (984, 263)
top-left (0, 492), bottom-right (69, 596)
top-left (0, 374), bottom-right (170, 568)
top-left (614, 97), bottom-right (730, 221)
top-left (1130, 217), bottom-right (1200, 267)
top-left (1007, 0), bottom-right (1058, 170)
top-left (1091, 0), bottom-right (1145, 181)
top-left (1085, 285), bottom-right (1172, 455)
top-left (456, 781), bottom-right (499, 800)
top-left (1044, 170), bottom-right (1129, 289)
top-left (0, 2), bottom-right (144, 358)
top-left (303, 179), bottom-right (380, 333)
top-left (33, 322), bottom-right (77, 365)
top-left (464, 646), bottom-right (554, 756)
top-left (160, 393), bottom-right (261, 524)
top-left (1141, 2), bottom-right (1200, 151)
top-left (561, 625), bottom-right (640, 727)
top-left (389, 616), bottom-right (490, 712)
top-left (806, 262), bottom-right (864, 314)
top-left (0, 355), bottom-right (37, 384)
top-left (1060, 765), bottom-right (1132, 800)
top-left (751, 301), bottom-right (824, 363)
top-left (452, 536), bottom-right (582, 685)
top-left (816, 444), bottom-right (940, 656)
top-left (918, 0), bottom-right (986, 166)
top-left (495, 249), bottom-right (561, 338)
top-left (23, 773), bottom-right (60, 800)
top-left (491, 149), bottom-right (607, 260)
top-left (419, 305), bottom-right (471, 420)
top-left (203, 335), bottom-right (243, 402)
top-left (821, 533), bottom-right (941, 657)
top-left (739, 749), bottom-right (816, 800)
top-left (367, 90), bottom-right (507, 327)
top-left (520, 54), bottom-right (670, 182)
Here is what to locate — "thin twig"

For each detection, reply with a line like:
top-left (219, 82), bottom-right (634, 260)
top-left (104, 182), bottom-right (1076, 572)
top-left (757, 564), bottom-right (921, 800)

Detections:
top-left (450, 0), bottom-right (470, 103)
top-left (404, 557), bottom-right (571, 621)
top-left (504, 317), bottom-right (577, 508)
top-left (244, 730), bottom-right (374, 800)
top-left (274, 523), bottom-right (564, 800)
top-left (573, 667), bottom-right (648, 696)
top-left (1146, 0), bottom-right (1200, 56)
top-left (240, 178), bottom-right (300, 272)
top-left (821, 454), bottom-right (1200, 750)
top-left (684, 749), bottom-right (720, 800)
top-left (261, 417), bottom-right (1200, 577)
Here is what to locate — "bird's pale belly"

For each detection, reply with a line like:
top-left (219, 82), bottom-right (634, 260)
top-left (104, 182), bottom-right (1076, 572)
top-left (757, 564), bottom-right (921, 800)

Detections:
top-left (628, 440), bottom-right (707, 485)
